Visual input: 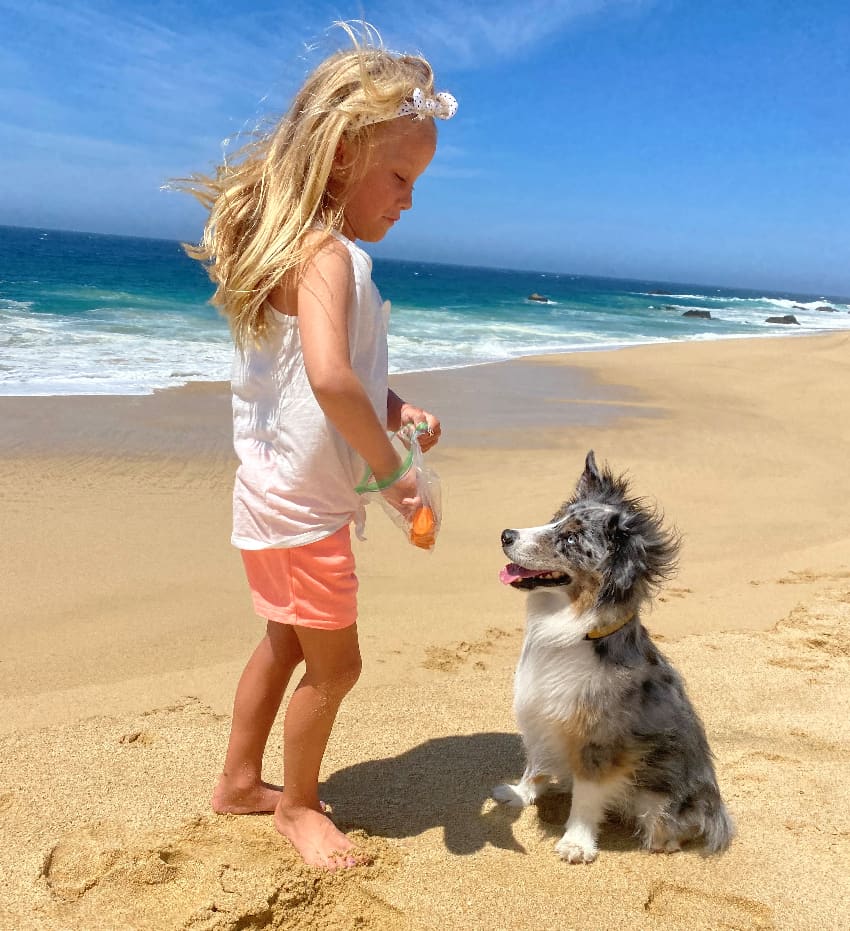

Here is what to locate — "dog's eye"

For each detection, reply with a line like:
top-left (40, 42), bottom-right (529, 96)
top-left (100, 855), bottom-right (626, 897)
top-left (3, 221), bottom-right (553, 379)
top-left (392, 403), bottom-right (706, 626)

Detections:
top-left (565, 533), bottom-right (578, 545)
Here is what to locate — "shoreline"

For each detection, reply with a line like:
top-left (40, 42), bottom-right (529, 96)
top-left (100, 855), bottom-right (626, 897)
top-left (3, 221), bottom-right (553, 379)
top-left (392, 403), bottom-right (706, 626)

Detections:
top-left (3, 317), bottom-right (850, 403)
top-left (0, 352), bottom-right (648, 457)
top-left (2, 327), bottom-right (844, 455)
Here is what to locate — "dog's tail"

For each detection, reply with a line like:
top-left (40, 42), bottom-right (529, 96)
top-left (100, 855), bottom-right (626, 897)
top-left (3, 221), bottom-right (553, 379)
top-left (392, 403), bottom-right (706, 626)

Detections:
top-left (701, 798), bottom-right (735, 854)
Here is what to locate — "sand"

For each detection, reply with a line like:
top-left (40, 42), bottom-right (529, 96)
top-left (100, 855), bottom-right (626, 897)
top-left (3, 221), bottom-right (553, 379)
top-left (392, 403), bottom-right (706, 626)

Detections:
top-left (1, 332), bottom-right (849, 930)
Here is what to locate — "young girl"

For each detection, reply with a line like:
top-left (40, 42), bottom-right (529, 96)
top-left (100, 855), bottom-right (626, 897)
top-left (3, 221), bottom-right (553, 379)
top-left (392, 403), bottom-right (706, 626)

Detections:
top-left (179, 32), bottom-right (456, 870)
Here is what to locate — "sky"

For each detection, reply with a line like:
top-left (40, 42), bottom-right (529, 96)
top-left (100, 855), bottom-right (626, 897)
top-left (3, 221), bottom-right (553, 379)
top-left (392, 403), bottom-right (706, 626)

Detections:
top-left (1, 0), bottom-right (848, 295)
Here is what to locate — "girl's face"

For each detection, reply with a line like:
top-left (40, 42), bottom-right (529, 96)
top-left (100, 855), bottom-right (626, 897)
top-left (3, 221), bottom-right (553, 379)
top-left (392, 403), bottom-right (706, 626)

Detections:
top-left (335, 117), bottom-right (437, 243)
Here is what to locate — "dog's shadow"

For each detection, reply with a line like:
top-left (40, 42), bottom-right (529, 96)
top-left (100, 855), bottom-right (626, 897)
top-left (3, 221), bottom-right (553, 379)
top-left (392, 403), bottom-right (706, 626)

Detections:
top-left (324, 732), bottom-right (640, 856)
top-left (323, 732), bottom-right (528, 854)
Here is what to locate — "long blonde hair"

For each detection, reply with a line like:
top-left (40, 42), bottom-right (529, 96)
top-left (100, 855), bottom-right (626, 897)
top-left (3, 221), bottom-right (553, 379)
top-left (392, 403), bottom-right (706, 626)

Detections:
top-left (176, 25), bottom-right (435, 349)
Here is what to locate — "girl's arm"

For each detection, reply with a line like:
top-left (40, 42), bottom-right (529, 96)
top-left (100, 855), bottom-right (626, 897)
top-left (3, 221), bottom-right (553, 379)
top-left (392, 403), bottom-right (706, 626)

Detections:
top-left (295, 238), bottom-right (417, 507)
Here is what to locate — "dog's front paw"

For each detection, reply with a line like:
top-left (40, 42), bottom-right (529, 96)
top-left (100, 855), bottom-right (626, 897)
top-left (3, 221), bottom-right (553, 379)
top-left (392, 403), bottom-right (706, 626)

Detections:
top-left (555, 833), bottom-right (598, 864)
top-left (492, 782), bottom-right (534, 808)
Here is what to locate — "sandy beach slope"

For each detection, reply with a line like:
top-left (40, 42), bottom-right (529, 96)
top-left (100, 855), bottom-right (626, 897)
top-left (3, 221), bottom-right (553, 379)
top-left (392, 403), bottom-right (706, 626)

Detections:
top-left (1, 332), bottom-right (848, 930)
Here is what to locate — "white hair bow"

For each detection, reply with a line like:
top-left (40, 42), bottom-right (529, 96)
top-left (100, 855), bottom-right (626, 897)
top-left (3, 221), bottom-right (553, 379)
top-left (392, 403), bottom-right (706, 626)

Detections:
top-left (398, 87), bottom-right (458, 122)
top-left (355, 87), bottom-right (458, 129)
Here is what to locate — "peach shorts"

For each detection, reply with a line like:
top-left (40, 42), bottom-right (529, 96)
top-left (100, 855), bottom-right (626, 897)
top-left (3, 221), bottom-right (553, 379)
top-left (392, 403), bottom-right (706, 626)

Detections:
top-left (240, 525), bottom-right (358, 630)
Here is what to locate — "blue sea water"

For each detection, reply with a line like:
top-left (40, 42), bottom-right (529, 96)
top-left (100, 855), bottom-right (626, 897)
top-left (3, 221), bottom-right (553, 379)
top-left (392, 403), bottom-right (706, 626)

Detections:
top-left (2, 224), bottom-right (849, 397)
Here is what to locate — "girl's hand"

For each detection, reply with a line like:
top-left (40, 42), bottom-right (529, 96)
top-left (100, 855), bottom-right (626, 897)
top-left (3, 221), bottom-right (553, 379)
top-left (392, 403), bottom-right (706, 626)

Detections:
top-left (399, 403), bottom-right (441, 453)
top-left (380, 466), bottom-right (420, 519)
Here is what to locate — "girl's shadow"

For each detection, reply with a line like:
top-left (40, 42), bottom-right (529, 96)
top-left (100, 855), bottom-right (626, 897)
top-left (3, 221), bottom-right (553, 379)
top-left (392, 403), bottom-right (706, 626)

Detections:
top-left (322, 732), bottom-right (528, 854)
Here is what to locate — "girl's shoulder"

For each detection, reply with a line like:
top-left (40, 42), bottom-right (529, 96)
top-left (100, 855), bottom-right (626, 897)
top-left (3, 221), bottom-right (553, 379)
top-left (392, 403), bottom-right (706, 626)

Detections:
top-left (267, 232), bottom-right (353, 316)
top-left (303, 227), bottom-right (372, 270)
top-left (300, 228), bottom-right (354, 275)
top-left (302, 229), bottom-right (350, 263)
top-left (294, 229), bottom-right (357, 308)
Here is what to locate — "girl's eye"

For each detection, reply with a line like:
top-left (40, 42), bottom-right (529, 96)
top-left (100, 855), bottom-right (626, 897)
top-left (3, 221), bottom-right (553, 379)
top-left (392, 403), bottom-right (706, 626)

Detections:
top-left (395, 173), bottom-right (407, 183)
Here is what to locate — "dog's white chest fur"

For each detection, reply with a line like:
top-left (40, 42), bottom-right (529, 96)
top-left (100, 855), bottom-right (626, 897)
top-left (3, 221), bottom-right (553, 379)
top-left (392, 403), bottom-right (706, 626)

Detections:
top-left (513, 591), bottom-right (600, 725)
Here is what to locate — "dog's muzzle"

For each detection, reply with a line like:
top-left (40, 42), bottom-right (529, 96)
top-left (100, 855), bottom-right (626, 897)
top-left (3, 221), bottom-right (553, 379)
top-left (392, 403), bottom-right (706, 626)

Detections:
top-left (500, 528), bottom-right (571, 590)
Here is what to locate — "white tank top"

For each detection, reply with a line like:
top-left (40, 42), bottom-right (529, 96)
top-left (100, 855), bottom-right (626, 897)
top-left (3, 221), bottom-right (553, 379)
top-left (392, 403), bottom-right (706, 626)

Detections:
top-left (230, 231), bottom-right (389, 549)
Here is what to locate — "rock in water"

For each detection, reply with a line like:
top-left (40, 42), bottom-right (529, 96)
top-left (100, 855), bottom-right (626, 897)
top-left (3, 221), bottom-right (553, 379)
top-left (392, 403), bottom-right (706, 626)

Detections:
top-left (765, 315), bottom-right (800, 325)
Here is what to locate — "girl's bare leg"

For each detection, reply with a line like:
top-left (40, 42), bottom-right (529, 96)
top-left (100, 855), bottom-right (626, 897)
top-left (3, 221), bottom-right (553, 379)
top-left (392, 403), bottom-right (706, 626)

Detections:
top-left (212, 620), bottom-right (303, 814)
top-left (274, 623), bottom-right (366, 870)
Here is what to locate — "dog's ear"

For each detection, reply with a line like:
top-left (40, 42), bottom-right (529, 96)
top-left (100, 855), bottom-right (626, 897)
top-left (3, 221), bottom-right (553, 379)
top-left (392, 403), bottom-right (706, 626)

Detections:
top-left (574, 450), bottom-right (602, 497)
top-left (599, 507), bottom-right (680, 607)
top-left (601, 511), bottom-right (639, 604)
top-left (607, 510), bottom-right (630, 545)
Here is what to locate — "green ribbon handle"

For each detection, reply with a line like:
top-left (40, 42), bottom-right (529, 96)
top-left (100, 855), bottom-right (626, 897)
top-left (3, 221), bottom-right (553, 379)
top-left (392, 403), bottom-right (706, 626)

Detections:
top-left (354, 423), bottom-right (429, 494)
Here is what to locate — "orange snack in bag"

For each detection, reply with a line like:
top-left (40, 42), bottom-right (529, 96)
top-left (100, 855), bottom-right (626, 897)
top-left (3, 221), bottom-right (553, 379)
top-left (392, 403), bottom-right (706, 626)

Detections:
top-left (409, 505), bottom-right (437, 549)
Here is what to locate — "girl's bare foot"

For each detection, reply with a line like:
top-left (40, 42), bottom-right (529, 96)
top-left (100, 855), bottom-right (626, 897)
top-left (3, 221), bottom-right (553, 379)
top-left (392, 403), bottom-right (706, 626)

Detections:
top-left (274, 803), bottom-right (371, 870)
top-left (212, 777), bottom-right (282, 814)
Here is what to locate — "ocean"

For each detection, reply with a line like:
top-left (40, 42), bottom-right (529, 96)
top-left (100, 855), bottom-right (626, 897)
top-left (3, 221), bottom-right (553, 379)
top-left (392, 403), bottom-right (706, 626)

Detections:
top-left (2, 224), bottom-right (848, 397)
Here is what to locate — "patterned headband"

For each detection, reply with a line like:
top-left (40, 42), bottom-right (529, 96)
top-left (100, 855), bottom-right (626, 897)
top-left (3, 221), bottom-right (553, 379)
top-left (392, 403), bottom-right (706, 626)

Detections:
top-left (355, 87), bottom-right (458, 129)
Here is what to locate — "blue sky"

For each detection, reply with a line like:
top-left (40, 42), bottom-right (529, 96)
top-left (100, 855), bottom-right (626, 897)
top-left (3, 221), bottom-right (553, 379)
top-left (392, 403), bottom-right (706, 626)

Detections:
top-left (1, 0), bottom-right (848, 294)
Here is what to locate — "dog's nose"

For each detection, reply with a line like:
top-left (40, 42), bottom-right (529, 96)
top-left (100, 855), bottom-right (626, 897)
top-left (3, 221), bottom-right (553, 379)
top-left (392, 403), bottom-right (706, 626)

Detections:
top-left (501, 529), bottom-right (517, 547)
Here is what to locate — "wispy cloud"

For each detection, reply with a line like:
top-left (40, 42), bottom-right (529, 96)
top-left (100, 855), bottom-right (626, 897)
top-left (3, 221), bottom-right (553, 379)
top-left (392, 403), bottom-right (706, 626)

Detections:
top-left (358, 0), bottom-right (652, 68)
top-left (0, 1), bottom-right (312, 140)
top-left (0, 1), bottom-right (648, 143)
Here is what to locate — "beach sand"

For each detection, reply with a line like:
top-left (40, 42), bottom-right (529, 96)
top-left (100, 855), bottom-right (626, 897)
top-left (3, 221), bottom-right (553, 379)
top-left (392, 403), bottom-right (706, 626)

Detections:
top-left (1, 332), bottom-right (849, 930)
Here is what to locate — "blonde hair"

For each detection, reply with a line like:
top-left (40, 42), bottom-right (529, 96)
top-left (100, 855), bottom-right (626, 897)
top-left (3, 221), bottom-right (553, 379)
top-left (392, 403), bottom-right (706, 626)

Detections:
top-left (176, 24), bottom-right (435, 349)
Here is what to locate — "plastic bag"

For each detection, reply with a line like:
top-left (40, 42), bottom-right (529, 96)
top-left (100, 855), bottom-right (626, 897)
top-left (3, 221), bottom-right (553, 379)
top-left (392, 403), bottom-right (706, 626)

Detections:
top-left (355, 423), bottom-right (442, 551)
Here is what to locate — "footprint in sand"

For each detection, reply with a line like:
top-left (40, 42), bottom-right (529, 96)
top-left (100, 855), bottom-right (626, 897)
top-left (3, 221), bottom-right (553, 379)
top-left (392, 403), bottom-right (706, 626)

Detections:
top-left (658, 586), bottom-right (692, 603)
top-left (763, 601), bottom-right (850, 671)
top-left (41, 816), bottom-right (407, 930)
top-left (140, 695), bottom-right (228, 722)
top-left (803, 632), bottom-right (850, 657)
top-left (119, 729), bottom-right (156, 745)
top-left (776, 568), bottom-right (850, 585)
top-left (726, 749), bottom-right (808, 789)
top-left (40, 823), bottom-right (128, 903)
top-left (643, 880), bottom-right (774, 930)
top-left (767, 656), bottom-right (830, 672)
top-left (787, 728), bottom-right (847, 757)
top-left (736, 750), bottom-right (801, 766)
top-left (115, 698), bottom-right (229, 748)
top-left (422, 627), bottom-right (515, 673)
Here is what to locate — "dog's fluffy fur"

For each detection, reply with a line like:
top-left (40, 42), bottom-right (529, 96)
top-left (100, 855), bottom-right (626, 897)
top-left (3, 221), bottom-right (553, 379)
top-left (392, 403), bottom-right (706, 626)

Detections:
top-left (493, 451), bottom-right (733, 863)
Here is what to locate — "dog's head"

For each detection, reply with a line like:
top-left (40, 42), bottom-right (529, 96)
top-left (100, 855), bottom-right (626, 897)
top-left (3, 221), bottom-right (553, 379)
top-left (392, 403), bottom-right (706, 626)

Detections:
top-left (500, 451), bottom-right (680, 610)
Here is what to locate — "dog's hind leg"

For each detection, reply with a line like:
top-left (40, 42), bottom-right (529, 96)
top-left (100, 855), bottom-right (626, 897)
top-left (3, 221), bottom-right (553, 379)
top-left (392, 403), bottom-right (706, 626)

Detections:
top-left (555, 776), bottom-right (627, 864)
top-left (648, 795), bottom-right (734, 854)
top-left (633, 792), bottom-right (683, 853)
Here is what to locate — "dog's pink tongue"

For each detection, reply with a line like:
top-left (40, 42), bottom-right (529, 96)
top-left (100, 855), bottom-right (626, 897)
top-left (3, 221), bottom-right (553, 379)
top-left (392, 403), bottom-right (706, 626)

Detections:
top-left (499, 563), bottom-right (539, 585)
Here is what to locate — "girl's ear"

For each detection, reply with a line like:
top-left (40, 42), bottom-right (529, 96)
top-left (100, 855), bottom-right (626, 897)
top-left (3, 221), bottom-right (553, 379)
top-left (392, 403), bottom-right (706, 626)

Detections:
top-left (328, 138), bottom-right (357, 203)
top-left (332, 135), bottom-right (368, 189)
top-left (332, 138), bottom-right (351, 176)
top-left (336, 130), bottom-right (370, 167)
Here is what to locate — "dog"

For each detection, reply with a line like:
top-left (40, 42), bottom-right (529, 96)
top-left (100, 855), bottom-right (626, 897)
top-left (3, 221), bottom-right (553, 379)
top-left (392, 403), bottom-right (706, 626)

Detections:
top-left (493, 451), bottom-right (733, 863)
